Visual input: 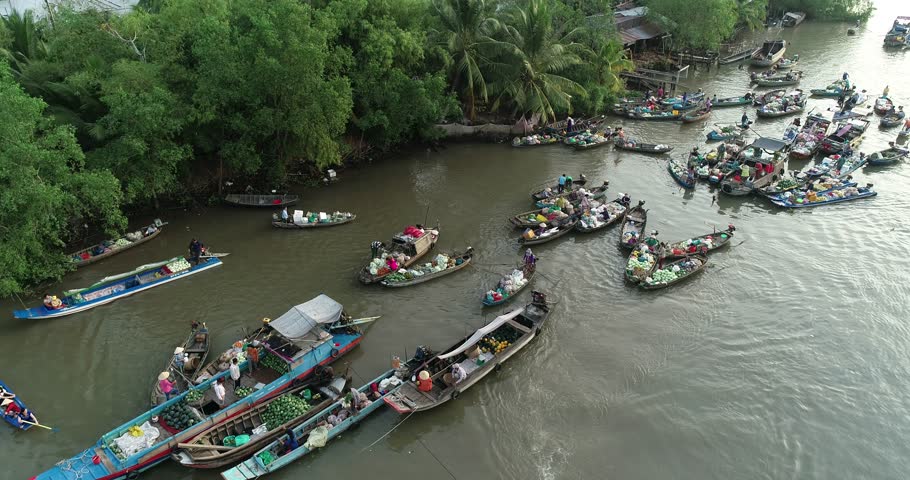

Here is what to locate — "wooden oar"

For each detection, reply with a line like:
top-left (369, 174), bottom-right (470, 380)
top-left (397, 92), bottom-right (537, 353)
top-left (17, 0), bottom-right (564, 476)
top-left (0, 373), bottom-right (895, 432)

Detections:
top-left (346, 316), bottom-right (381, 327)
top-left (201, 252), bottom-right (230, 258)
top-left (19, 419), bottom-right (58, 432)
top-left (177, 442), bottom-right (234, 451)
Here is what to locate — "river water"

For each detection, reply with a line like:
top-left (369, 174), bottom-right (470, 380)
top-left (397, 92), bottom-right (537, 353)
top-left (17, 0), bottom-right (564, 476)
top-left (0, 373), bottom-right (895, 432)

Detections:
top-left (3, 2), bottom-right (910, 479)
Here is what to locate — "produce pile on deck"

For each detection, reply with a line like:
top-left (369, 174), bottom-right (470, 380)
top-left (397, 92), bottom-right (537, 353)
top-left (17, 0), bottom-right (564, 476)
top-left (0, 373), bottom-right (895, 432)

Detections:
top-left (161, 400), bottom-right (200, 431)
top-left (485, 269), bottom-right (529, 303)
top-left (262, 393), bottom-right (312, 430)
top-left (383, 254), bottom-right (464, 283)
top-left (564, 131), bottom-right (608, 146)
top-left (626, 248), bottom-right (657, 282)
top-left (288, 210), bottom-right (353, 225)
top-left (644, 259), bottom-right (700, 286)
top-left (512, 134), bottom-right (558, 146)
top-left (260, 351), bottom-right (290, 374)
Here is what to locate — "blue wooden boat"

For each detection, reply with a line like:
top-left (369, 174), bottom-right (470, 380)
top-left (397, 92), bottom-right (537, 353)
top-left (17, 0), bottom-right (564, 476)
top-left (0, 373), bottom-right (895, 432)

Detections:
top-left (482, 265), bottom-right (535, 307)
top-left (0, 380), bottom-right (35, 430)
top-left (660, 91), bottom-right (705, 106)
top-left (34, 296), bottom-right (366, 480)
top-left (667, 159), bottom-right (695, 189)
top-left (765, 181), bottom-right (857, 203)
top-left (706, 124), bottom-right (744, 141)
top-left (14, 256), bottom-right (222, 319)
top-left (219, 368), bottom-right (411, 480)
top-left (770, 186), bottom-right (877, 208)
top-left (865, 147), bottom-right (909, 166)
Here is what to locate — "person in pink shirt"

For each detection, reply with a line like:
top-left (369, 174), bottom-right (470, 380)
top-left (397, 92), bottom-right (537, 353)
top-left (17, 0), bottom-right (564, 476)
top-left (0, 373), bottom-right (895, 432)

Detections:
top-left (158, 371), bottom-right (178, 400)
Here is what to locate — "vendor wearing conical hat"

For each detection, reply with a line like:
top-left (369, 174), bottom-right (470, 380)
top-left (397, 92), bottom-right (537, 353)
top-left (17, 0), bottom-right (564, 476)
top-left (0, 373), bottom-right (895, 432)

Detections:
top-left (417, 370), bottom-right (433, 392)
top-left (158, 371), bottom-right (178, 401)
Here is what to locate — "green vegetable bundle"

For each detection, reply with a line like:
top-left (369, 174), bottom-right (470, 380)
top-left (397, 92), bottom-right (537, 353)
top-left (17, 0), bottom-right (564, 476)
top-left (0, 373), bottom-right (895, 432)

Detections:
top-left (185, 389), bottom-right (203, 403)
top-left (161, 400), bottom-right (199, 431)
top-left (261, 393), bottom-right (311, 430)
top-left (260, 351), bottom-right (290, 374)
top-left (236, 386), bottom-right (254, 398)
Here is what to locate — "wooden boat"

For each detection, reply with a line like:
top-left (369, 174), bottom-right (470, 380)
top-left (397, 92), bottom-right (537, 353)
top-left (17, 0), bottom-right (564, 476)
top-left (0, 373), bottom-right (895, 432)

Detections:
top-left (572, 137), bottom-right (611, 150)
top-left (613, 139), bottom-right (673, 153)
top-left (271, 211), bottom-right (355, 229)
top-left (807, 152), bottom-right (867, 179)
top-left (660, 91), bottom-right (705, 106)
top-left (789, 112), bottom-right (834, 160)
top-left (880, 111), bottom-right (906, 128)
top-left (681, 107), bottom-right (711, 123)
top-left (770, 185), bottom-right (876, 208)
top-left (664, 228), bottom-right (735, 258)
top-left (35, 295), bottom-right (365, 480)
top-left (383, 296), bottom-right (551, 414)
top-left (819, 118), bottom-right (869, 154)
top-left (899, 127), bottom-right (910, 141)
top-left (482, 265), bottom-right (535, 307)
top-left (379, 249), bottom-right (474, 288)
top-left (874, 96), bottom-right (893, 114)
top-left (530, 175), bottom-right (588, 201)
top-left (220, 367), bottom-right (417, 480)
top-left (14, 256), bottom-right (223, 319)
top-left (151, 326), bottom-right (212, 407)
top-left (69, 221), bottom-right (164, 268)
top-left (359, 226), bottom-right (439, 284)
top-left (758, 175), bottom-right (804, 196)
top-left (706, 124), bottom-right (745, 142)
top-left (782, 12), bottom-right (806, 27)
top-left (625, 110), bottom-right (683, 121)
top-left (811, 79), bottom-right (850, 97)
top-left (224, 194), bottom-right (299, 208)
top-left (542, 116), bottom-right (606, 136)
top-left (575, 199), bottom-right (627, 233)
top-left (765, 179), bottom-right (856, 202)
top-left (865, 147), bottom-right (909, 166)
top-left (719, 137), bottom-right (789, 196)
top-left (752, 73), bottom-right (802, 88)
top-left (776, 55), bottom-right (799, 70)
top-left (756, 101), bottom-right (805, 118)
top-left (619, 202), bottom-right (647, 249)
top-left (0, 381), bottom-right (36, 430)
top-left (171, 375), bottom-right (345, 469)
top-left (751, 40), bottom-right (786, 66)
top-left (640, 255), bottom-right (708, 290)
top-left (884, 17), bottom-right (910, 48)
top-left (511, 134), bottom-right (561, 147)
top-left (534, 182), bottom-right (608, 208)
top-left (509, 209), bottom-right (552, 229)
top-left (520, 218), bottom-right (579, 246)
top-left (713, 96), bottom-right (752, 107)
top-left (667, 159), bottom-right (695, 189)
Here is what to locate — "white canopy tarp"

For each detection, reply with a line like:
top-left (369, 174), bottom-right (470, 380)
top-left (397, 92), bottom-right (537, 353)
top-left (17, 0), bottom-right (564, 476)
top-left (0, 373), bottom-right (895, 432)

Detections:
top-left (437, 308), bottom-right (525, 360)
top-left (270, 295), bottom-right (343, 341)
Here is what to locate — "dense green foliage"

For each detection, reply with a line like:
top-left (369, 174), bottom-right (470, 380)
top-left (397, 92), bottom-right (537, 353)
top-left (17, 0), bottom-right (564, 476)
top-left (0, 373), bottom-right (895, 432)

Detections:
top-left (770, 0), bottom-right (874, 21)
top-left (0, 0), bottom-right (636, 294)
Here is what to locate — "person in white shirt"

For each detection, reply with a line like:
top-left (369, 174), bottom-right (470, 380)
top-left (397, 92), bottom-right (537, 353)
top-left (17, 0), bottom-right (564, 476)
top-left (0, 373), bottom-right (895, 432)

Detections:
top-left (229, 358), bottom-right (241, 392)
top-left (213, 378), bottom-right (226, 408)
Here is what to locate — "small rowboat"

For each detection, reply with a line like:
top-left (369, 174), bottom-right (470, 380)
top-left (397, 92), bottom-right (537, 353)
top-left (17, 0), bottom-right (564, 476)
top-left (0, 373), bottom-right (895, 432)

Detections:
top-left (271, 212), bottom-right (356, 229)
top-left (865, 147), bottom-right (909, 166)
top-left (770, 185), bottom-right (877, 208)
top-left (482, 265), bottom-right (536, 307)
top-left (752, 72), bottom-right (802, 88)
top-left (640, 255), bottom-right (708, 290)
top-left (619, 202), bottom-right (647, 250)
top-left (713, 96), bottom-right (752, 107)
top-left (613, 139), bottom-right (673, 153)
top-left (572, 137), bottom-right (611, 149)
top-left (706, 124), bottom-right (745, 142)
top-left (509, 209), bottom-right (552, 229)
top-left (383, 296), bottom-right (552, 414)
top-left (534, 183), bottom-right (609, 209)
top-left (754, 89), bottom-right (786, 106)
top-left (625, 110), bottom-right (683, 121)
top-left (0, 381), bottom-right (36, 430)
top-left (225, 194), bottom-right (299, 207)
top-left (69, 221), bottom-right (164, 268)
top-left (667, 159), bottom-right (695, 189)
top-left (172, 375), bottom-right (345, 469)
top-left (681, 107), bottom-right (711, 123)
top-left (359, 226), bottom-right (439, 284)
top-left (756, 103), bottom-right (805, 118)
top-left (664, 228), bottom-right (735, 258)
top-left (151, 326), bottom-right (212, 407)
top-left (520, 218), bottom-right (579, 246)
top-left (899, 127), bottom-right (910, 141)
top-left (220, 368), bottom-right (417, 480)
top-left (531, 176), bottom-right (588, 201)
top-left (874, 96), bottom-right (893, 115)
top-left (766, 180), bottom-right (857, 203)
top-left (660, 91), bottom-right (705, 106)
top-left (776, 56), bottom-right (799, 70)
top-left (880, 111), bottom-right (906, 128)
top-left (758, 175), bottom-right (803, 196)
top-left (380, 249), bottom-right (474, 288)
top-left (14, 256), bottom-right (223, 319)
top-left (575, 200), bottom-right (627, 233)
top-left (511, 135), bottom-right (562, 147)
top-left (624, 244), bottom-right (660, 284)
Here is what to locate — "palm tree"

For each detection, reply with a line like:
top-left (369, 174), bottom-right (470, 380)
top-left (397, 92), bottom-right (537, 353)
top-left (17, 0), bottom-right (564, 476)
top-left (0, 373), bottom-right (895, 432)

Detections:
top-left (588, 40), bottom-right (634, 94)
top-left (494, 0), bottom-right (587, 124)
top-left (736, 0), bottom-right (767, 31)
top-left (0, 9), bottom-right (49, 74)
top-left (432, 0), bottom-right (503, 121)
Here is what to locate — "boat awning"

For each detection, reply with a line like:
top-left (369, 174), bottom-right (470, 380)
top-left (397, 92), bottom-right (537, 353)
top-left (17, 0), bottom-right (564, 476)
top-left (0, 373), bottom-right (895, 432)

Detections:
top-left (748, 138), bottom-right (789, 152)
top-left (270, 295), bottom-right (343, 341)
top-left (620, 22), bottom-right (664, 45)
top-left (437, 308), bottom-right (525, 360)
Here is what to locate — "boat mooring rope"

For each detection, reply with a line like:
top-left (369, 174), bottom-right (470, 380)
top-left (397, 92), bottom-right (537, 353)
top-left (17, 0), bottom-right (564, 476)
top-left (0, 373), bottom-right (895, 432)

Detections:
top-left (55, 449), bottom-right (95, 480)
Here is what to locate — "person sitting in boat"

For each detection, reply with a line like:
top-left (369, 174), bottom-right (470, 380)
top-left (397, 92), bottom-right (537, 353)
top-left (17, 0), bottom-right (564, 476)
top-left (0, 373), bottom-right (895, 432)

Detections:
top-left (744, 91), bottom-right (754, 101)
top-left (451, 363), bottom-right (468, 384)
top-left (741, 112), bottom-right (749, 128)
top-left (385, 255), bottom-right (399, 272)
top-left (792, 117), bottom-right (801, 128)
top-left (644, 231), bottom-right (660, 251)
top-left (283, 428), bottom-right (299, 454)
top-left (145, 224), bottom-right (158, 236)
top-left (416, 370), bottom-right (433, 392)
top-left (523, 249), bottom-right (537, 273)
top-left (619, 193), bottom-right (631, 208)
top-left (174, 347), bottom-right (186, 371)
top-left (626, 230), bottom-right (639, 247)
top-left (43, 295), bottom-right (64, 310)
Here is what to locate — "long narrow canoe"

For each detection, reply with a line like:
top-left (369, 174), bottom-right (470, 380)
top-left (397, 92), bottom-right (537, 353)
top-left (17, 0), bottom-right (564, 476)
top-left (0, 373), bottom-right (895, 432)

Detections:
top-left (664, 228), bottom-right (735, 258)
top-left (864, 147), bottom-right (909, 166)
top-left (14, 257), bottom-right (223, 319)
top-left (535, 183), bottom-right (609, 208)
top-left (713, 96), bottom-right (752, 107)
top-left (151, 327), bottom-right (212, 407)
top-left (613, 140), bottom-right (674, 154)
top-left (0, 380), bottom-right (36, 430)
top-left (667, 159), bottom-right (695, 189)
top-left (520, 218), bottom-right (579, 246)
top-left (271, 214), bottom-right (356, 229)
top-left (770, 185), bottom-right (876, 208)
top-left (482, 266), bottom-right (535, 307)
top-left (220, 368), bottom-right (416, 480)
top-left (681, 108), bottom-right (711, 123)
top-left (379, 250), bottom-right (474, 288)
top-left (69, 222), bottom-right (163, 269)
top-left (225, 194), bottom-right (299, 207)
top-left (575, 200), bottom-right (627, 233)
top-left (619, 203), bottom-right (647, 249)
top-left (640, 255), bottom-right (708, 290)
top-left (383, 299), bottom-right (551, 414)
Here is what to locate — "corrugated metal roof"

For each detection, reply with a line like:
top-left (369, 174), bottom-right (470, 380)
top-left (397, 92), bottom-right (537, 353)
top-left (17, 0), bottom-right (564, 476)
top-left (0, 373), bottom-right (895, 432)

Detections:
top-left (615, 7), bottom-right (647, 17)
top-left (619, 22), bottom-right (665, 45)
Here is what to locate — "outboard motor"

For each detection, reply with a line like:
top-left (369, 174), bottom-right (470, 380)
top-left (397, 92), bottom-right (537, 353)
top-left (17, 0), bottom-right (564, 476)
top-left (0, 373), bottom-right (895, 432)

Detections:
top-left (532, 291), bottom-right (547, 306)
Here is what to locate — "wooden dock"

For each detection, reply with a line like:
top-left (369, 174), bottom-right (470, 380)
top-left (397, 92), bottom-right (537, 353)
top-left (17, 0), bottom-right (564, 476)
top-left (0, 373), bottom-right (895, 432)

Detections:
top-left (621, 66), bottom-right (690, 95)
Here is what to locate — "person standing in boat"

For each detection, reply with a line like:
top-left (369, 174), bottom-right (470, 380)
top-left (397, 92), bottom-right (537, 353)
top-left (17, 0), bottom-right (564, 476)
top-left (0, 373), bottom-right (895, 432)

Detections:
top-left (657, 86), bottom-right (664, 99)
top-left (188, 238), bottom-right (204, 265)
top-left (280, 207), bottom-right (289, 223)
top-left (213, 377), bottom-right (227, 409)
top-left (741, 112), bottom-right (749, 128)
top-left (557, 174), bottom-right (567, 193)
top-left (158, 372), bottom-right (179, 400)
top-left (566, 116), bottom-right (575, 132)
top-left (883, 85), bottom-right (890, 97)
top-left (246, 340), bottom-right (261, 372)
top-left (229, 357), bottom-right (241, 392)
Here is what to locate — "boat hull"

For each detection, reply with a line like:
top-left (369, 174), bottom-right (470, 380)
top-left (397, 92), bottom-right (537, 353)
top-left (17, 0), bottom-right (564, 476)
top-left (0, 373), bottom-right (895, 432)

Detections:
top-left (71, 226), bottom-right (162, 269)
